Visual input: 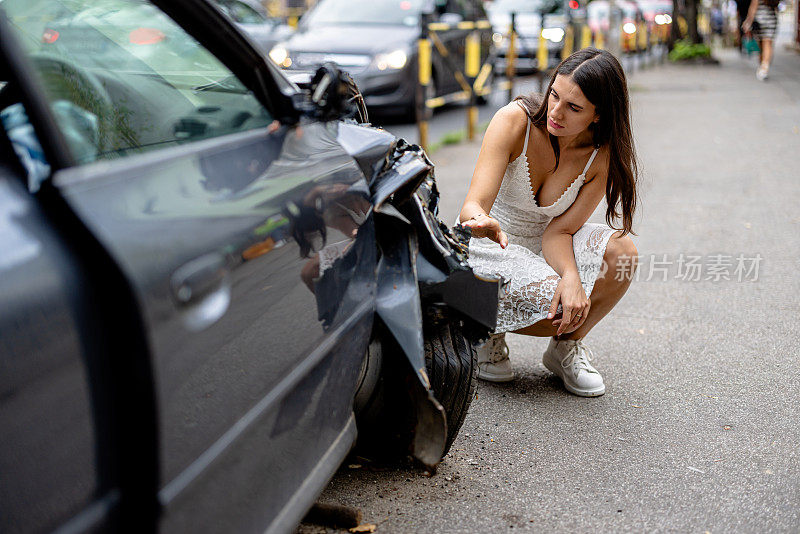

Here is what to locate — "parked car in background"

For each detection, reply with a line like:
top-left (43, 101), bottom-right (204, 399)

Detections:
top-left (586, 0), bottom-right (644, 52)
top-left (487, 0), bottom-right (567, 73)
top-left (0, 0), bottom-right (500, 532)
top-left (637, 0), bottom-right (673, 40)
top-left (213, 0), bottom-right (295, 53)
top-left (269, 0), bottom-right (494, 118)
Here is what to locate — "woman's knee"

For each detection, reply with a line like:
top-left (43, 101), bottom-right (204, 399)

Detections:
top-left (604, 233), bottom-right (638, 277)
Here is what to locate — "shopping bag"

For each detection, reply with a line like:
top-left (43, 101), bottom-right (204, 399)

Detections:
top-left (743, 36), bottom-right (761, 54)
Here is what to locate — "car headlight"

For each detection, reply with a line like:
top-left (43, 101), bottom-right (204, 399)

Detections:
top-left (374, 49), bottom-right (407, 70)
top-left (654, 14), bottom-right (666, 25)
top-left (541, 28), bottom-right (565, 43)
top-left (269, 45), bottom-right (292, 68)
top-left (623, 22), bottom-right (637, 34)
top-left (492, 32), bottom-right (505, 44)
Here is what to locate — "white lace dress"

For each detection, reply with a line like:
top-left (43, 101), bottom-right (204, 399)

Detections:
top-left (467, 116), bottom-right (618, 333)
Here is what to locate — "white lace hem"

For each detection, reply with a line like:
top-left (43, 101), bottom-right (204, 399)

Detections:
top-left (468, 223), bottom-right (618, 333)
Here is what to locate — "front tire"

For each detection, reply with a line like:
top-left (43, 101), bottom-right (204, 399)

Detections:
top-left (354, 318), bottom-right (477, 462)
top-left (423, 319), bottom-right (477, 456)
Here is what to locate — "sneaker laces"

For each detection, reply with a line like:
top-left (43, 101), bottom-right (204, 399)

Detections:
top-left (488, 335), bottom-right (509, 363)
top-left (560, 340), bottom-right (599, 374)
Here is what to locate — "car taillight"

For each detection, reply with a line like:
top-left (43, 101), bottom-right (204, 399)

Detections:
top-left (42, 29), bottom-right (59, 44)
top-left (129, 28), bottom-right (166, 45)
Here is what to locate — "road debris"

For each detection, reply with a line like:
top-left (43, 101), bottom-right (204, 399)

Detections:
top-left (349, 524), bottom-right (377, 533)
top-left (687, 466), bottom-right (706, 474)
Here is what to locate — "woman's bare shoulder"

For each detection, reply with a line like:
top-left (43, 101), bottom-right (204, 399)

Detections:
top-left (484, 102), bottom-right (529, 154)
top-left (491, 102), bottom-right (529, 131)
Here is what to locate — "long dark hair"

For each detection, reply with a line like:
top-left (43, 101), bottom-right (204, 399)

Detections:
top-left (515, 47), bottom-right (638, 236)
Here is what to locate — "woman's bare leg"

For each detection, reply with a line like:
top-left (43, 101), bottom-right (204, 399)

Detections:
top-left (762, 38), bottom-right (774, 67)
top-left (512, 232), bottom-right (638, 340)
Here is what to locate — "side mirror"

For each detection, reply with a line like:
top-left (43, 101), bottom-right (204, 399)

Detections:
top-left (298, 63), bottom-right (368, 123)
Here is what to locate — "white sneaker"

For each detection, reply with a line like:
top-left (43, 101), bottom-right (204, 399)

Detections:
top-left (756, 65), bottom-right (769, 81)
top-left (476, 333), bottom-right (514, 382)
top-left (542, 338), bottom-right (605, 397)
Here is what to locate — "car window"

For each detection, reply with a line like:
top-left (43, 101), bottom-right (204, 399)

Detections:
top-left (450, 0), bottom-right (490, 20)
top-left (1, 0), bottom-right (273, 165)
top-left (488, 0), bottom-right (562, 14)
top-left (302, 0), bottom-right (425, 27)
top-left (216, 0), bottom-right (267, 24)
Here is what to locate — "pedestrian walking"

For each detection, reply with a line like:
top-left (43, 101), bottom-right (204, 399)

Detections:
top-left (458, 48), bottom-right (639, 397)
top-left (742, 0), bottom-right (779, 80)
top-left (735, 0), bottom-right (752, 51)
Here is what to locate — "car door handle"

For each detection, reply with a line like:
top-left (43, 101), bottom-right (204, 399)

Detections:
top-left (170, 253), bottom-right (231, 331)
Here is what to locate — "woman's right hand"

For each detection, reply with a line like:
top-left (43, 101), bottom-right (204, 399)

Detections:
top-left (461, 213), bottom-right (508, 248)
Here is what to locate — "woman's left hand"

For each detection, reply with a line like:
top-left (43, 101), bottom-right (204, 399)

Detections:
top-left (548, 272), bottom-right (591, 336)
top-left (742, 18), bottom-right (753, 32)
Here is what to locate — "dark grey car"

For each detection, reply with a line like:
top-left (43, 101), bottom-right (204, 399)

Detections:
top-left (0, 0), bottom-right (499, 532)
top-left (271, 0), bottom-right (495, 117)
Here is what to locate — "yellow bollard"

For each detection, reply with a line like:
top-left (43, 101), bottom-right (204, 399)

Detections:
top-left (288, 15), bottom-right (298, 28)
top-left (561, 25), bottom-right (574, 60)
top-left (466, 31), bottom-right (480, 77)
top-left (595, 30), bottom-right (605, 49)
top-left (468, 105), bottom-right (478, 141)
top-left (637, 22), bottom-right (647, 50)
top-left (506, 14), bottom-right (517, 102)
top-left (417, 36), bottom-right (432, 150)
top-left (419, 39), bottom-right (431, 86)
top-left (581, 25), bottom-right (592, 49)
top-left (418, 121), bottom-right (429, 152)
top-left (537, 31), bottom-right (549, 71)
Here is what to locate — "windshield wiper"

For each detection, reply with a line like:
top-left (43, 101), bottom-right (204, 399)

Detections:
top-left (192, 75), bottom-right (246, 93)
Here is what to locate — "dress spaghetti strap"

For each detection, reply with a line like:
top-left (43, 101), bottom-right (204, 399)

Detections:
top-left (517, 102), bottom-right (532, 156)
top-left (581, 148), bottom-right (599, 176)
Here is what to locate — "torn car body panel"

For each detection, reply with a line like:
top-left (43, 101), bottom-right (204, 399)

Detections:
top-left (337, 125), bottom-right (501, 467)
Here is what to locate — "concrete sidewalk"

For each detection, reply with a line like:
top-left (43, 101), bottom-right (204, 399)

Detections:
top-left (306, 22), bottom-right (800, 533)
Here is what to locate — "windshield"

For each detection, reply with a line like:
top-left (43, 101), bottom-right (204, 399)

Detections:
top-left (4, 0), bottom-right (233, 87)
top-left (1, 0), bottom-right (272, 163)
top-left (302, 0), bottom-right (424, 27)
top-left (488, 0), bottom-right (562, 14)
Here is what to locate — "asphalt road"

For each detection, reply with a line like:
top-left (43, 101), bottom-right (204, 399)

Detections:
top-left (299, 21), bottom-right (800, 534)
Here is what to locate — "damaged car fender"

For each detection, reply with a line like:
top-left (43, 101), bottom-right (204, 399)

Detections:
top-left (335, 119), bottom-right (502, 466)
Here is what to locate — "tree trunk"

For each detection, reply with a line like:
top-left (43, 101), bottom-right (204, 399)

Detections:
top-left (669, 0), bottom-right (682, 48)
top-left (686, 0), bottom-right (701, 43)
